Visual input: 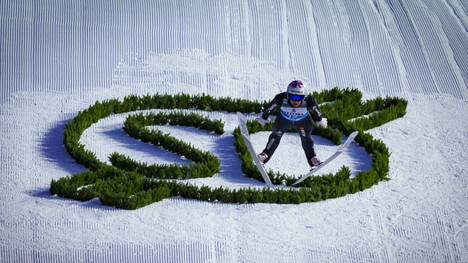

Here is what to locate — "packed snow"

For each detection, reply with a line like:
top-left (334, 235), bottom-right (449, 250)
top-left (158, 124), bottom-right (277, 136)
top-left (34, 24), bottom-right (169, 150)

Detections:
top-left (1, 0), bottom-right (468, 262)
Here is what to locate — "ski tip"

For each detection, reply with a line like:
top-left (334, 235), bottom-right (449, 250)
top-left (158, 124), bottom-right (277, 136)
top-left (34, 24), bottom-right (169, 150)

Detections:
top-left (291, 181), bottom-right (301, 187)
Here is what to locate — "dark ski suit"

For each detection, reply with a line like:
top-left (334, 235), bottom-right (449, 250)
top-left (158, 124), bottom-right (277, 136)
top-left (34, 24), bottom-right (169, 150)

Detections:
top-left (260, 92), bottom-right (323, 167)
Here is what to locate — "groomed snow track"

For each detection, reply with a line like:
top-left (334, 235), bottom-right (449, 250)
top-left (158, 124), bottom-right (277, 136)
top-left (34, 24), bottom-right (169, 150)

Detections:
top-left (1, 1), bottom-right (468, 262)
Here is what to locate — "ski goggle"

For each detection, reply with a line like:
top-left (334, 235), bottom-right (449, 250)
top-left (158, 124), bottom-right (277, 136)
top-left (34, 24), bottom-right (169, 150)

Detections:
top-left (289, 94), bottom-right (305, 101)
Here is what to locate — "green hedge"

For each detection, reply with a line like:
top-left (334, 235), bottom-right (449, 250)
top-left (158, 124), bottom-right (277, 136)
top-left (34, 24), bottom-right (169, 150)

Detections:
top-left (111, 112), bottom-right (222, 179)
top-left (61, 94), bottom-right (261, 172)
top-left (123, 112), bottom-right (224, 135)
top-left (51, 88), bottom-right (407, 209)
top-left (312, 87), bottom-right (363, 104)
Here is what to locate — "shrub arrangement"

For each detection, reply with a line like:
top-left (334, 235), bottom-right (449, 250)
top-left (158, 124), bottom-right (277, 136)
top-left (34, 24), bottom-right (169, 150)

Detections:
top-left (111, 112), bottom-right (222, 179)
top-left (50, 88), bottom-right (407, 209)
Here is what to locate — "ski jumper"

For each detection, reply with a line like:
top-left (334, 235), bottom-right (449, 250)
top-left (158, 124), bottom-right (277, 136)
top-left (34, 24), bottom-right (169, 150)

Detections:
top-left (260, 92), bottom-right (323, 167)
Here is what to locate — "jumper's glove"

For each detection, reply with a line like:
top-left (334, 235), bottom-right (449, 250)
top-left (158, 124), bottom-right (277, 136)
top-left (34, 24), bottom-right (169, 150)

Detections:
top-left (256, 117), bottom-right (269, 127)
top-left (316, 118), bottom-right (328, 128)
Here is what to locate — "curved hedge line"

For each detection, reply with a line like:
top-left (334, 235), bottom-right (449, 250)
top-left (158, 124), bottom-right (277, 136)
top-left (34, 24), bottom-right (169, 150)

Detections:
top-left (111, 112), bottom-right (222, 179)
top-left (50, 88), bottom-right (407, 209)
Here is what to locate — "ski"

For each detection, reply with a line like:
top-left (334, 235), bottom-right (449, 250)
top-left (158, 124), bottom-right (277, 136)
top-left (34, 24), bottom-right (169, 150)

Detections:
top-left (292, 131), bottom-right (359, 186)
top-left (237, 112), bottom-right (274, 187)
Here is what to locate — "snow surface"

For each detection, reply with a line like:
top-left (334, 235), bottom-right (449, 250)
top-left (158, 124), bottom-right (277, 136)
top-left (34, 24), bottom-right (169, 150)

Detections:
top-left (1, 0), bottom-right (468, 262)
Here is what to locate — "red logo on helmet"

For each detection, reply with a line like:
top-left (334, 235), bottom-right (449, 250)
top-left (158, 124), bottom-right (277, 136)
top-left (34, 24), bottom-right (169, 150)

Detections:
top-left (290, 80), bottom-right (303, 88)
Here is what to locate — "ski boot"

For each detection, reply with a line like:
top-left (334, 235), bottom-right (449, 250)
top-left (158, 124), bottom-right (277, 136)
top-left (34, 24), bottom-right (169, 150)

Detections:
top-left (258, 152), bottom-right (269, 165)
top-left (309, 156), bottom-right (322, 170)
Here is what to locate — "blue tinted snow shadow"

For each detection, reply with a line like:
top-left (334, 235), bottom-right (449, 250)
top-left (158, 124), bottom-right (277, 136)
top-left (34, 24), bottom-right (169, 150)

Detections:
top-left (38, 119), bottom-right (85, 174)
top-left (313, 134), bottom-right (372, 178)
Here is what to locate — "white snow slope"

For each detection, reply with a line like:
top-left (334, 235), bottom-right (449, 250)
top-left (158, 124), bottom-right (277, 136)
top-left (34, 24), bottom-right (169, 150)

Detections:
top-left (1, 0), bottom-right (468, 262)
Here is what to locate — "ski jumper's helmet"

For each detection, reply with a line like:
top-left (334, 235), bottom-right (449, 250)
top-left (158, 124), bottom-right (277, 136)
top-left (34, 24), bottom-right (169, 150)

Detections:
top-left (287, 80), bottom-right (306, 101)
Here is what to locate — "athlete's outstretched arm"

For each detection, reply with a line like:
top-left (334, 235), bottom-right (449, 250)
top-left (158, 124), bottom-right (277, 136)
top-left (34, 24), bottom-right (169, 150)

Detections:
top-left (261, 93), bottom-right (286, 119)
top-left (307, 96), bottom-right (323, 122)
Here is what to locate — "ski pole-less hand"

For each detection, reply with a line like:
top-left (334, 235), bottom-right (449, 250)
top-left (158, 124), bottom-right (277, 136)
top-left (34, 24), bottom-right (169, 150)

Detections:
top-left (316, 117), bottom-right (328, 128)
